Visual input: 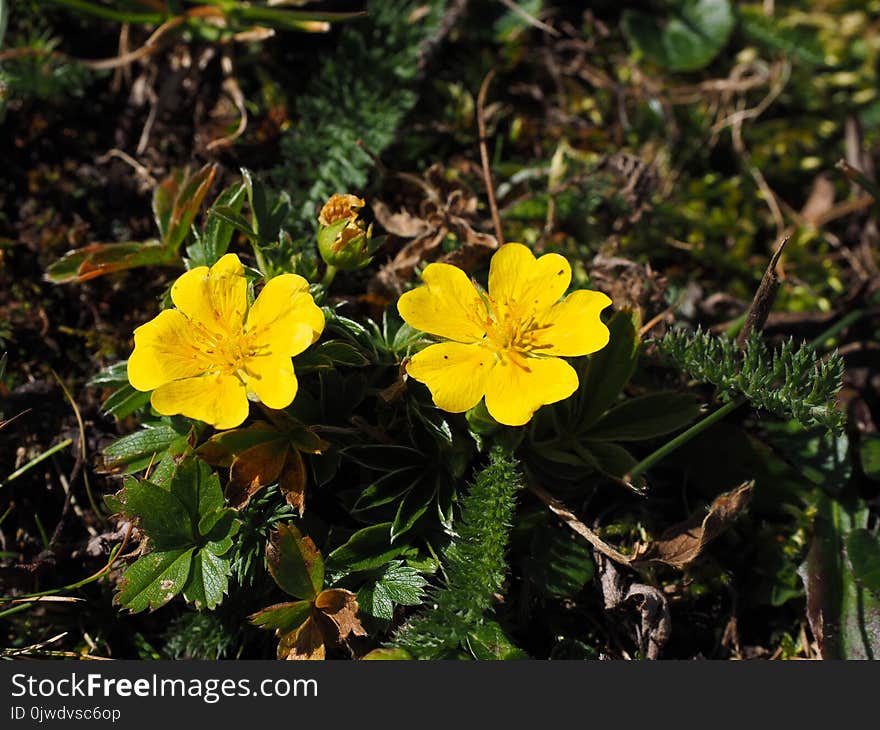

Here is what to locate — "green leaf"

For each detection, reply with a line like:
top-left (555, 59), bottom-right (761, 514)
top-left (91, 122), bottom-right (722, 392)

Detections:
top-left (183, 549), bottom-right (231, 610)
top-left (102, 426), bottom-right (186, 474)
top-left (119, 479), bottom-right (194, 549)
top-left (206, 204), bottom-right (256, 243)
top-left (87, 360), bottom-right (129, 387)
top-left (249, 600), bottom-right (313, 632)
top-left (267, 523), bottom-right (324, 600)
top-left (466, 621), bottom-right (529, 660)
top-left (391, 486), bottom-right (433, 542)
top-left (353, 469), bottom-right (422, 512)
top-left (117, 547), bottom-right (194, 613)
top-left (860, 434), bottom-right (880, 481)
top-left (529, 526), bottom-right (595, 598)
top-left (584, 392), bottom-right (702, 441)
top-left (326, 523), bottom-right (409, 573)
top-left (100, 384), bottom-right (151, 419)
top-left (585, 440), bottom-right (644, 492)
top-left (45, 241), bottom-right (174, 284)
top-left (168, 457), bottom-right (225, 528)
top-left (190, 182), bottom-right (247, 266)
top-left (154, 164), bottom-right (217, 252)
top-left (375, 562), bottom-right (426, 605)
top-left (577, 309), bottom-right (640, 429)
top-left (800, 492), bottom-right (880, 659)
top-left (0, 0), bottom-right (8, 51)
top-left (847, 529), bottom-right (880, 595)
top-left (622, 0), bottom-right (734, 72)
top-left (358, 562), bottom-right (426, 621)
top-left (310, 340), bottom-right (371, 367)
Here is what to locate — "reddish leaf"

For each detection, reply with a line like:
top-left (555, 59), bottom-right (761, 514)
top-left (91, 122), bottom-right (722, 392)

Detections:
top-left (226, 437), bottom-right (289, 509)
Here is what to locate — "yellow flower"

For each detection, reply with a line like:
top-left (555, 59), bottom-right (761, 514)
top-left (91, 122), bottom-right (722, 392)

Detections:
top-left (397, 243), bottom-right (611, 426)
top-left (127, 254), bottom-right (325, 430)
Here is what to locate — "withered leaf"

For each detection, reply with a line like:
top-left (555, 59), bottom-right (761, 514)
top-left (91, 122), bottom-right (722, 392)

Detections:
top-left (372, 199), bottom-right (432, 238)
top-left (278, 616), bottom-right (326, 661)
top-left (226, 438), bottom-right (288, 509)
top-left (643, 481), bottom-right (753, 568)
top-left (279, 450), bottom-right (307, 516)
top-left (315, 588), bottom-right (367, 639)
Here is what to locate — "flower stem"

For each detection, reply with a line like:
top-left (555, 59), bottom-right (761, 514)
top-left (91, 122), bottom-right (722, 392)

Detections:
top-left (321, 264), bottom-right (338, 291)
top-left (625, 308), bottom-right (866, 486)
top-left (251, 244), bottom-right (270, 279)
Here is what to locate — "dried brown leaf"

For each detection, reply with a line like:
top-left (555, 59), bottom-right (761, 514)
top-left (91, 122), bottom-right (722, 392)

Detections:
top-left (315, 588), bottom-right (367, 639)
top-left (278, 616), bottom-right (326, 661)
top-left (279, 450), bottom-right (307, 516)
top-left (643, 482), bottom-right (753, 568)
top-left (372, 199), bottom-right (432, 238)
top-left (225, 438), bottom-right (288, 509)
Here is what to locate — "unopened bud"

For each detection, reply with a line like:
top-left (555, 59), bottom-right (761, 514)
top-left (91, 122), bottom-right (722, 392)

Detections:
top-left (317, 194), bottom-right (378, 271)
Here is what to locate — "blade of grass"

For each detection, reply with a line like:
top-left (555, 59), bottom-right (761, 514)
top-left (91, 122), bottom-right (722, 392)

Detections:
top-left (1, 438), bottom-right (73, 487)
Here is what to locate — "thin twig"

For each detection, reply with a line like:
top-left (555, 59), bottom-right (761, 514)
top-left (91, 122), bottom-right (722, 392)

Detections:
top-left (477, 69), bottom-right (504, 247)
top-left (528, 482), bottom-right (641, 567)
top-left (498, 0), bottom-right (560, 36)
top-left (206, 52), bottom-right (248, 151)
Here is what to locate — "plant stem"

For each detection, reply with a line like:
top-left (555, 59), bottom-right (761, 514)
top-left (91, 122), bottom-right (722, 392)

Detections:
top-left (625, 398), bottom-right (744, 484)
top-left (251, 244), bottom-right (270, 280)
top-left (320, 264), bottom-right (337, 291)
top-left (626, 308), bottom-right (866, 485)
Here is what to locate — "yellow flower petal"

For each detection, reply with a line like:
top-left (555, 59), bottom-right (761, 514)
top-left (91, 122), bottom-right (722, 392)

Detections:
top-left (246, 354), bottom-right (298, 410)
top-left (406, 342), bottom-right (495, 413)
top-left (171, 253), bottom-right (248, 334)
top-left (487, 242), bottom-right (571, 313)
top-left (533, 290), bottom-right (612, 357)
top-left (128, 309), bottom-right (206, 391)
top-left (484, 356), bottom-right (578, 426)
top-left (397, 263), bottom-right (486, 343)
top-left (247, 274), bottom-right (325, 357)
top-left (151, 373), bottom-right (249, 430)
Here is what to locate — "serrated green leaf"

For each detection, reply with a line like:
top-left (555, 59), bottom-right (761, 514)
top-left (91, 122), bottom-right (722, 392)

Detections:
top-left (357, 582), bottom-right (394, 620)
top-left (120, 479), bottom-right (193, 549)
top-left (117, 547), bottom-right (194, 613)
top-left (267, 523), bottom-right (324, 600)
top-left (377, 562), bottom-right (426, 605)
top-left (183, 549), bottom-right (231, 610)
top-left (168, 457), bottom-right (225, 526)
top-left (584, 392), bottom-right (702, 441)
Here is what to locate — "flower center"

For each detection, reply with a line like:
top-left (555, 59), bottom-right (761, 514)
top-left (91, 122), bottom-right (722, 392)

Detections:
top-left (191, 321), bottom-right (270, 381)
top-left (477, 296), bottom-right (552, 364)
